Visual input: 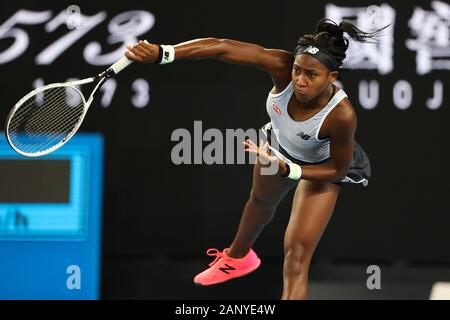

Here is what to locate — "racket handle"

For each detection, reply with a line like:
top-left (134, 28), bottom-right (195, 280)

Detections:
top-left (110, 56), bottom-right (133, 75)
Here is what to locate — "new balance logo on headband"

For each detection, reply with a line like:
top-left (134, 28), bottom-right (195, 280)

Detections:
top-left (303, 46), bottom-right (320, 54)
top-left (297, 131), bottom-right (311, 140)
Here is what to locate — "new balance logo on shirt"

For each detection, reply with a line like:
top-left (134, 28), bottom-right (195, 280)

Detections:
top-left (296, 131), bottom-right (311, 140)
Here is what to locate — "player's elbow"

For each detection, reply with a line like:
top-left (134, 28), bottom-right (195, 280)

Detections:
top-left (209, 38), bottom-right (233, 58)
top-left (334, 168), bottom-right (347, 181)
top-left (217, 38), bottom-right (265, 58)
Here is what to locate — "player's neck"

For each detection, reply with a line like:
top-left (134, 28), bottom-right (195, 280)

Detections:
top-left (297, 84), bottom-right (333, 110)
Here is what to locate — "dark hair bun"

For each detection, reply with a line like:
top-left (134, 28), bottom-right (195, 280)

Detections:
top-left (317, 19), bottom-right (344, 38)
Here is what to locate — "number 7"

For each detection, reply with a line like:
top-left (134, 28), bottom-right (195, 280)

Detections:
top-left (35, 10), bottom-right (106, 65)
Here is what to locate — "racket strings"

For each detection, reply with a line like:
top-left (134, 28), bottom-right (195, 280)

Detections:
top-left (16, 95), bottom-right (84, 152)
top-left (15, 87), bottom-right (81, 132)
top-left (8, 86), bottom-right (85, 155)
top-left (11, 87), bottom-right (82, 142)
top-left (12, 87), bottom-right (71, 130)
top-left (13, 90), bottom-right (67, 138)
top-left (17, 90), bottom-right (82, 140)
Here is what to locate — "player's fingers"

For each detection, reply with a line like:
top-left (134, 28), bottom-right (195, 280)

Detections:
top-left (125, 51), bottom-right (134, 60)
top-left (261, 141), bottom-right (270, 152)
top-left (130, 43), bottom-right (148, 56)
top-left (139, 40), bottom-right (155, 53)
top-left (242, 144), bottom-right (254, 152)
top-left (127, 47), bottom-right (147, 60)
top-left (128, 43), bottom-right (146, 54)
top-left (125, 51), bottom-right (142, 61)
top-left (245, 149), bottom-right (259, 155)
top-left (259, 139), bottom-right (270, 152)
top-left (136, 40), bottom-right (152, 54)
top-left (245, 139), bottom-right (258, 149)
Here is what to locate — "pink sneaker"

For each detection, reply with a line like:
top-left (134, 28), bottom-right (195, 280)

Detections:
top-left (194, 248), bottom-right (261, 286)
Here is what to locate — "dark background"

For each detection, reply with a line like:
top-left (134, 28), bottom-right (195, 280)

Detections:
top-left (0, 160), bottom-right (70, 202)
top-left (0, 0), bottom-right (449, 299)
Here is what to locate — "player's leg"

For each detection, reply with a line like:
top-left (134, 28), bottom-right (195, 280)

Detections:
top-left (194, 156), bottom-right (297, 286)
top-left (281, 179), bottom-right (341, 299)
top-left (227, 156), bottom-right (298, 258)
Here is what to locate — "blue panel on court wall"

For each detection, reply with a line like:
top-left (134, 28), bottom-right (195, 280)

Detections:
top-left (0, 133), bottom-right (103, 299)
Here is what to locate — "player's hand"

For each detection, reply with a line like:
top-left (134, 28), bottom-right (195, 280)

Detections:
top-left (242, 139), bottom-right (279, 165)
top-left (125, 40), bottom-right (159, 63)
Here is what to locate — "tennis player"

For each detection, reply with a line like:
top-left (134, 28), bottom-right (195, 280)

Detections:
top-left (125, 18), bottom-right (386, 299)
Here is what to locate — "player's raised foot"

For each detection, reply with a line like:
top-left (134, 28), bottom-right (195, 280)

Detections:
top-left (194, 248), bottom-right (261, 286)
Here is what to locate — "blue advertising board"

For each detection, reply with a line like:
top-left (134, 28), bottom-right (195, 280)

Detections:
top-left (0, 133), bottom-right (103, 299)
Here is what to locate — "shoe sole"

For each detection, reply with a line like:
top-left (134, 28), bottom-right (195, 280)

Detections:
top-left (194, 259), bottom-right (261, 287)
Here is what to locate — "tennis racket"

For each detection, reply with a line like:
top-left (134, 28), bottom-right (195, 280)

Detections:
top-left (5, 56), bottom-right (133, 157)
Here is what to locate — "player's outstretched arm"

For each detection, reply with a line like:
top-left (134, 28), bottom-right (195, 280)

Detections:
top-left (125, 38), bottom-right (293, 92)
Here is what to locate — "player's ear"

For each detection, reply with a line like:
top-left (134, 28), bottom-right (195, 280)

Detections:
top-left (329, 71), bottom-right (338, 83)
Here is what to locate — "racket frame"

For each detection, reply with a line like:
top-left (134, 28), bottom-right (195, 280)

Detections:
top-left (5, 57), bottom-right (132, 157)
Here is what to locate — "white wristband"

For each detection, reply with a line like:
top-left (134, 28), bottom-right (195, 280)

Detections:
top-left (287, 163), bottom-right (302, 180)
top-left (159, 45), bottom-right (175, 64)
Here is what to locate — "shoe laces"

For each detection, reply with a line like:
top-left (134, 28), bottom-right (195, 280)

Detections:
top-left (206, 248), bottom-right (229, 267)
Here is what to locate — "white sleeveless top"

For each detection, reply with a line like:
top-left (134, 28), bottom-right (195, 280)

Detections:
top-left (266, 81), bottom-right (348, 163)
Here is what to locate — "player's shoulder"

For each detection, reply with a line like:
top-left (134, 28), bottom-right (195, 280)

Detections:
top-left (332, 84), bottom-right (356, 121)
top-left (265, 50), bottom-right (295, 94)
top-left (327, 85), bottom-right (357, 132)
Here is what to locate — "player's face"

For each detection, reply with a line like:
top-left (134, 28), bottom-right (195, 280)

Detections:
top-left (291, 54), bottom-right (337, 103)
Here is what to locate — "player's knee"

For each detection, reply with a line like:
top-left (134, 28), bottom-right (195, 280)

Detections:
top-left (283, 243), bottom-right (309, 276)
top-left (249, 189), bottom-right (278, 210)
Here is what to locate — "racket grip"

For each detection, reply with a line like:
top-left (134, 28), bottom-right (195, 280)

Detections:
top-left (110, 56), bottom-right (133, 75)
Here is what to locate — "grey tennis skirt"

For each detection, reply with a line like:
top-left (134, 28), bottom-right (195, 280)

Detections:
top-left (262, 122), bottom-right (371, 187)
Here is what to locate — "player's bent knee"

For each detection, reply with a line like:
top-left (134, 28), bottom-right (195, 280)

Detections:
top-left (249, 189), bottom-right (279, 210)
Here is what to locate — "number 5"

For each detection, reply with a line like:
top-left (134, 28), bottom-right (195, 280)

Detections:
top-left (0, 10), bottom-right (52, 64)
